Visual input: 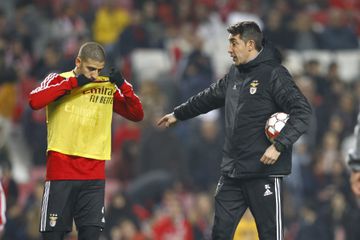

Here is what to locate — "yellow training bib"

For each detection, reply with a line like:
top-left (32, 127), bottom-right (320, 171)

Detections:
top-left (46, 71), bottom-right (116, 160)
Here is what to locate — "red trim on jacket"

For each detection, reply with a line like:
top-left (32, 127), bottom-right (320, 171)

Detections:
top-left (113, 80), bottom-right (144, 121)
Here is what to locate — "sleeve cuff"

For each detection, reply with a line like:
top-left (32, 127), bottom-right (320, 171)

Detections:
top-left (274, 141), bottom-right (286, 152)
top-left (173, 107), bottom-right (183, 121)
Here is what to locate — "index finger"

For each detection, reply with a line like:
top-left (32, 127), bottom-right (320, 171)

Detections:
top-left (260, 155), bottom-right (265, 163)
top-left (157, 116), bottom-right (167, 126)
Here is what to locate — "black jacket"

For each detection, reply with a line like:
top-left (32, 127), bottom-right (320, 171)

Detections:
top-left (174, 45), bottom-right (312, 178)
top-left (348, 111), bottom-right (360, 171)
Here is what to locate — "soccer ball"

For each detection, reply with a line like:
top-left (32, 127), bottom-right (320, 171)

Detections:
top-left (265, 112), bottom-right (289, 143)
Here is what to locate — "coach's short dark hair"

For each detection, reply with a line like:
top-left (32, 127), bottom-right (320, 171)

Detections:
top-left (78, 42), bottom-right (106, 62)
top-left (227, 21), bottom-right (263, 51)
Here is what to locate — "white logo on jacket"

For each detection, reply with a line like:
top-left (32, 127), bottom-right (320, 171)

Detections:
top-left (250, 80), bottom-right (259, 95)
top-left (49, 214), bottom-right (58, 227)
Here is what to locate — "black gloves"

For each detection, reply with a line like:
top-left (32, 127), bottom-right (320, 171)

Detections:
top-left (76, 74), bottom-right (91, 87)
top-left (76, 69), bottom-right (125, 88)
top-left (109, 68), bottom-right (125, 87)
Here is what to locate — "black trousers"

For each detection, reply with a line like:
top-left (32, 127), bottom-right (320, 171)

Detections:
top-left (212, 176), bottom-right (283, 240)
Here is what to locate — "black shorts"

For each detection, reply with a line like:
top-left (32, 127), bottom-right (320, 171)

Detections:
top-left (39, 180), bottom-right (105, 232)
top-left (212, 176), bottom-right (283, 240)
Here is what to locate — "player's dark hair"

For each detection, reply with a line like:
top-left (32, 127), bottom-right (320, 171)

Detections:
top-left (78, 42), bottom-right (105, 62)
top-left (227, 21), bottom-right (263, 51)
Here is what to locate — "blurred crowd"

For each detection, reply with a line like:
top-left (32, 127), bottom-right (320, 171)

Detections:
top-left (0, 0), bottom-right (360, 239)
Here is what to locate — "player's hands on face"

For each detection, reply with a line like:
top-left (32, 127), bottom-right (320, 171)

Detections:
top-left (157, 113), bottom-right (178, 128)
top-left (109, 68), bottom-right (125, 87)
top-left (351, 171), bottom-right (360, 197)
top-left (260, 144), bottom-right (281, 165)
top-left (76, 74), bottom-right (92, 86)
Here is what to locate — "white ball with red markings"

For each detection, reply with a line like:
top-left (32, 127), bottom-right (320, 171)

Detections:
top-left (265, 112), bottom-right (289, 143)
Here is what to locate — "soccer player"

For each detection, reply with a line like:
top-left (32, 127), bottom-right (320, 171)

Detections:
top-left (158, 22), bottom-right (312, 240)
top-left (29, 42), bottom-right (143, 240)
top-left (349, 111), bottom-right (360, 197)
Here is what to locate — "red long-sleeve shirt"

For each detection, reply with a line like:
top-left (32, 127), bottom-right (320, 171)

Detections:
top-left (29, 73), bottom-right (143, 180)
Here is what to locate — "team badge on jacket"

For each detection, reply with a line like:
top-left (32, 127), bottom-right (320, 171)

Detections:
top-left (49, 213), bottom-right (58, 227)
top-left (249, 80), bottom-right (259, 94)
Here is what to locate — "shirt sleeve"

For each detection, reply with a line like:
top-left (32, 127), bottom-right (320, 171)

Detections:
top-left (173, 74), bottom-right (228, 121)
top-left (28, 73), bottom-right (78, 110)
top-left (113, 80), bottom-right (144, 122)
top-left (270, 66), bottom-right (312, 149)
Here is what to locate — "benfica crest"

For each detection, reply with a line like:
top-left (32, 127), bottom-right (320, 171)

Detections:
top-left (249, 80), bottom-right (259, 95)
top-left (49, 213), bottom-right (58, 227)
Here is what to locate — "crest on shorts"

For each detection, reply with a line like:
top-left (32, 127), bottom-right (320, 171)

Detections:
top-left (49, 213), bottom-right (58, 227)
top-left (264, 184), bottom-right (273, 196)
top-left (249, 80), bottom-right (259, 95)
